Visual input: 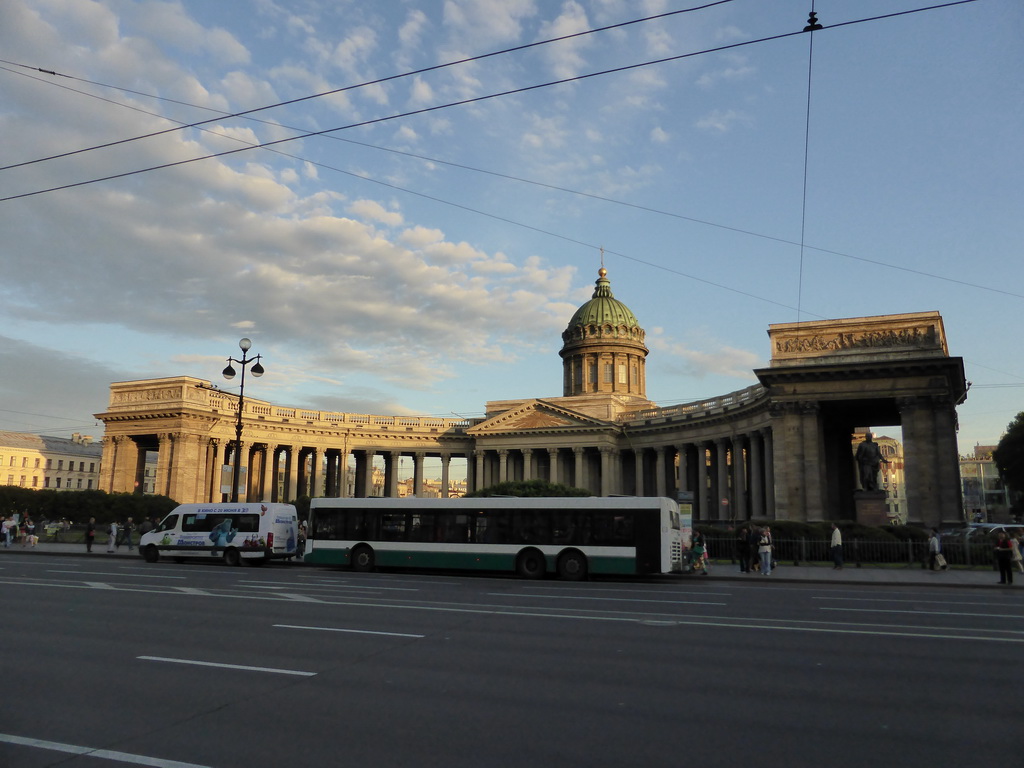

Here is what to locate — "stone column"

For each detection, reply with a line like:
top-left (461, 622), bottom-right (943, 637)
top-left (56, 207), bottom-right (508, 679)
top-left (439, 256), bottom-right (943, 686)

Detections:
top-left (749, 431), bottom-right (764, 520)
top-left (763, 427), bottom-right (776, 519)
top-left (573, 447), bottom-right (586, 492)
top-left (654, 447), bottom-right (666, 498)
top-left (521, 449), bottom-right (533, 482)
top-left (287, 446), bottom-right (300, 502)
top-left (385, 451), bottom-right (401, 497)
top-left (600, 447), bottom-right (614, 497)
top-left (547, 448), bottom-right (560, 485)
top-left (262, 444), bottom-right (277, 501)
top-left (156, 433), bottom-right (174, 498)
top-left (933, 400), bottom-right (963, 525)
top-left (497, 450), bottom-right (509, 483)
top-left (167, 433), bottom-right (202, 504)
top-left (900, 397), bottom-right (937, 526)
top-left (474, 450), bottom-right (485, 492)
top-left (715, 438), bottom-right (729, 521)
top-left (440, 453), bottom-right (451, 498)
top-left (696, 444), bottom-right (708, 521)
top-left (362, 450), bottom-right (376, 498)
top-left (731, 435), bottom-right (747, 521)
top-left (800, 402), bottom-right (826, 521)
top-left (413, 452), bottom-right (425, 497)
top-left (676, 444), bottom-right (689, 496)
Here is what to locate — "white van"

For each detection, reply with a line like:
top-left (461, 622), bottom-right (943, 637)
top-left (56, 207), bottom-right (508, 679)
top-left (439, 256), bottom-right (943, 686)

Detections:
top-left (139, 502), bottom-right (299, 566)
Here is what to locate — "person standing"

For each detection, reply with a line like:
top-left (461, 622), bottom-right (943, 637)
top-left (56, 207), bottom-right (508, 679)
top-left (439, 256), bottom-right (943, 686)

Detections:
top-left (1010, 530), bottom-right (1023, 575)
top-left (107, 521), bottom-right (118, 553)
top-left (927, 528), bottom-right (945, 570)
top-left (994, 531), bottom-right (1014, 585)
top-left (122, 517), bottom-right (135, 551)
top-left (758, 527), bottom-right (773, 575)
top-left (830, 523), bottom-right (843, 570)
top-left (748, 526), bottom-right (761, 572)
top-left (691, 530), bottom-right (708, 575)
top-left (2, 517), bottom-right (12, 548)
top-left (736, 527), bottom-right (751, 573)
top-left (86, 517), bottom-right (96, 553)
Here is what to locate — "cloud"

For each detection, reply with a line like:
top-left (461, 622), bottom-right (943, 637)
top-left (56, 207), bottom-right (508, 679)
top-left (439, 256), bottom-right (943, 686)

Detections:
top-left (694, 109), bottom-right (752, 133)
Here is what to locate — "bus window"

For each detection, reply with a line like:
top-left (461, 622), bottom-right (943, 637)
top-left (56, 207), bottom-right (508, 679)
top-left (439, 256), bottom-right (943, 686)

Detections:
top-left (476, 512), bottom-right (509, 544)
top-left (408, 513), bottom-right (435, 542)
top-left (157, 514), bottom-right (179, 533)
top-left (311, 511), bottom-right (343, 540)
top-left (381, 513), bottom-right (406, 541)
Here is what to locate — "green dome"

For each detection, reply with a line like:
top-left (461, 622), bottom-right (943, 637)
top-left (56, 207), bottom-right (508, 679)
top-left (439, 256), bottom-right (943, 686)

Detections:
top-left (565, 268), bottom-right (640, 330)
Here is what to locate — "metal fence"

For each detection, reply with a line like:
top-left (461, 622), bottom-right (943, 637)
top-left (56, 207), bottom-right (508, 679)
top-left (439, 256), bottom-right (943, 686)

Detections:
top-left (704, 535), bottom-right (999, 570)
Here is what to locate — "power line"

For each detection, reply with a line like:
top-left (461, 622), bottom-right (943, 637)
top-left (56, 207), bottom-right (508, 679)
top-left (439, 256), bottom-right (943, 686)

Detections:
top-left (0, 0), bottom-right (737, 173)
top-left (0, 1), bottom-right (978, 204)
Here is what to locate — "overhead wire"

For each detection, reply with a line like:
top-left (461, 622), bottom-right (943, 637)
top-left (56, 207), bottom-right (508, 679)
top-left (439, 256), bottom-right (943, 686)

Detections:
top-left (0, 0), bottom-right (738, 173)
top-left (0, 0), bottom-right (979, 204)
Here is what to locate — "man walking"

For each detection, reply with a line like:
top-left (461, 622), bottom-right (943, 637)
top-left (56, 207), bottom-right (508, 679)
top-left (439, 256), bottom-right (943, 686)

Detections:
top-left (830, 523), bottom-right (843, 570)
top-left (122, 517), bottom-right (136, 551)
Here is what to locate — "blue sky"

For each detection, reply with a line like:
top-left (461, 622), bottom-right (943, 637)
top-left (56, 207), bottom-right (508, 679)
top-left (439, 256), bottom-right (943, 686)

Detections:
top-left (1, 0), bottom-right (1021, 454)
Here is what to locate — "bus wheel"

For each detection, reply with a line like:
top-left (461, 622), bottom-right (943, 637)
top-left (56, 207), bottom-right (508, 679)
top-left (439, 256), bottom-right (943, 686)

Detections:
top-left (223, 548), bottom-right (241, 567)
top-left (142, 545), bottom-right (159, 564)
top-left (516, 549), bottom-right (546, 579)
top-left (351, 545), bottom-right (375, 572)
top-left (558, 550), bottom-right (588, 581)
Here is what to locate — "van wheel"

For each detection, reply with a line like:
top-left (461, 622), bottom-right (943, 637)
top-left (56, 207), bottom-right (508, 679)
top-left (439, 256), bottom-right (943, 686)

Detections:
top-left (516, 548), bottom-right (546, 579)
top-left (558, 550), bottom-right (588, 581)
top-left (224, 548), bottom-right (241, 567)
top-left (142, 545), bottom-right (159, 563)
top-left (351, 545), bottom-right (375, 572)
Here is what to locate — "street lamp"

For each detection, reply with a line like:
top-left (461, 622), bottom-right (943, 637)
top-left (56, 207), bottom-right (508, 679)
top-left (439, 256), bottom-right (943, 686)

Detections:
top-left (222, 338), bottom-right (264, 502)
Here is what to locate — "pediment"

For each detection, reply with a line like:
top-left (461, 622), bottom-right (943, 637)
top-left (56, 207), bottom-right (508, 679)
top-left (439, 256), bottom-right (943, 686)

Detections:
top-left (467, 399), bottom-right (612, 436)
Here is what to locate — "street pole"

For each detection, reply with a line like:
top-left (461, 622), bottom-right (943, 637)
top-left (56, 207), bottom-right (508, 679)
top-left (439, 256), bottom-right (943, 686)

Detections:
top-left (222, 338), bottom-right (264, 503)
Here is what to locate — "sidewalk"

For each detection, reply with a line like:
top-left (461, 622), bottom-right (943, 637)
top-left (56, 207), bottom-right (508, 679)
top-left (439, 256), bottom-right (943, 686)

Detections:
top-left (2, 540), bottom-right (1015, 589)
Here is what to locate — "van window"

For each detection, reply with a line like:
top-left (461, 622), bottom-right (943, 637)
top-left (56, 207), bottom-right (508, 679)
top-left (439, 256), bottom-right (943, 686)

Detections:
top-left (157, 515), bottom-right (179, 532)
top-left (182, 513), bottom-right (259, 533)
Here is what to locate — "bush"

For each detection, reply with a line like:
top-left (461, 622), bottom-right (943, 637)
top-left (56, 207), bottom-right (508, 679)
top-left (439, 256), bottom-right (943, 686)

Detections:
top-left (0, 487), bottom-right (177, 525)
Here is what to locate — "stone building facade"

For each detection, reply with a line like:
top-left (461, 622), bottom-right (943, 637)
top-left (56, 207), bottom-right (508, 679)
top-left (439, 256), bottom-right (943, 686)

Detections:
top-left (94, 270), bottom-right (968, 528)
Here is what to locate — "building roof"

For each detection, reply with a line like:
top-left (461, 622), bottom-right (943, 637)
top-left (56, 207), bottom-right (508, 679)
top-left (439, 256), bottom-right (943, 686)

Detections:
top-left (0, 431), bottom-right (103, 457)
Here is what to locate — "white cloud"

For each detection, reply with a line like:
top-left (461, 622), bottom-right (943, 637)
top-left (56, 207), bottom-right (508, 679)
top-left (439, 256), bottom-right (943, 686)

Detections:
top-left (695, 109), bottom-right (752, 133)
top-left (347, 199), bottom-right (404, 227)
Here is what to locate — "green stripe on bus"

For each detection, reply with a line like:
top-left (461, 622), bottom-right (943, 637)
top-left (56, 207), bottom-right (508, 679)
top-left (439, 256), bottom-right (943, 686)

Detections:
top-left (304, 547), bottom-right (637, 575)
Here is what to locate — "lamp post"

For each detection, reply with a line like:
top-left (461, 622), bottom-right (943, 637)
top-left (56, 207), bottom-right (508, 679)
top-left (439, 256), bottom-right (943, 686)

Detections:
top-left (222, 338), bottom-right (264, 502)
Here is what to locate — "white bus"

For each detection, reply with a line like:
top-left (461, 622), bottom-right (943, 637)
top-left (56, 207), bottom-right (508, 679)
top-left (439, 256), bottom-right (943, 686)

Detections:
top-left (305, 496), bottom-right (683, 580)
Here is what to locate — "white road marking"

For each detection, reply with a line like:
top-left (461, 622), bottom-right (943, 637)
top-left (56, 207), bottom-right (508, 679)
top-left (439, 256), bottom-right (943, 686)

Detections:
top-left (820, 606), bottom-right (1024, 619)
top-left (138, 656), bottom-right (316, 676)
top-left (0, 732), bottom-right (210, 767)
top-left (48, 570), bottom-right (186, 579)
top-left (488, 592), bottom-right (727, 606)
top-left (84, 581), bottom-right (115, 589)
top-left (275, 623), bottom-right (425, 638)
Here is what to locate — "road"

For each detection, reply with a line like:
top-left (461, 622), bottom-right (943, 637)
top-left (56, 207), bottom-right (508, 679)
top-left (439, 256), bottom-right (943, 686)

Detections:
top-left (1, 556), bottom-right (1021, 767)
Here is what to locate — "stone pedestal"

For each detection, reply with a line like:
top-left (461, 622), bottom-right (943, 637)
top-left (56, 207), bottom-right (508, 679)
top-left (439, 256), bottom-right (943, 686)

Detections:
top-left (854, 490), bottom-right (889, 526)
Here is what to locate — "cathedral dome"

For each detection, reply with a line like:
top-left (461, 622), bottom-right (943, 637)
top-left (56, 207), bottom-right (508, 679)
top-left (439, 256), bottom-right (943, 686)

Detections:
top-left (559, 268), bottom-right (648, 398)
top-left (564, 268), bottom-right (640, 331)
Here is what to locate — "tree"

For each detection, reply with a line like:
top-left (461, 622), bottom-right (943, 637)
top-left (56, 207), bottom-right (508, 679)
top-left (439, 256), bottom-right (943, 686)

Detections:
top-left (993, 411), bottom-right (1024, 506)
top-left (464, 479), bottom-right (591, 498)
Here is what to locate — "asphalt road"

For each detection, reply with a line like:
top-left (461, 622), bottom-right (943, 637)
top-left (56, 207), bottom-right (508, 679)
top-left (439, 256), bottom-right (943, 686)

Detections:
top-left (1, 557), bottom-right (1021, 768)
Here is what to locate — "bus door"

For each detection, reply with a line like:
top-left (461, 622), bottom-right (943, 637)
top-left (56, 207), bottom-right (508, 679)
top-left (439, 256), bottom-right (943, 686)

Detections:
top-left (633, 511), bottom-right (662, 574)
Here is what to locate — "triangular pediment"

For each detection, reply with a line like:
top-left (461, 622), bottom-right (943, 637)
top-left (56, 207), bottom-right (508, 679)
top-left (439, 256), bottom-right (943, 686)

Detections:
top-left (467, 399), bottom-right (613, 436)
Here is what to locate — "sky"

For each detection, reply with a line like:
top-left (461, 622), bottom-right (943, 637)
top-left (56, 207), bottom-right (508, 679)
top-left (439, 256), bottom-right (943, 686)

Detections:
top-left (1, 0), bottom-right (1022, 456)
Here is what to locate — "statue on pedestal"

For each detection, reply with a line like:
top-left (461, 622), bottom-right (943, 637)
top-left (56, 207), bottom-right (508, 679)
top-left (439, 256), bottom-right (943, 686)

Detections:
top-left (855, 433), bottom-right (886, 492)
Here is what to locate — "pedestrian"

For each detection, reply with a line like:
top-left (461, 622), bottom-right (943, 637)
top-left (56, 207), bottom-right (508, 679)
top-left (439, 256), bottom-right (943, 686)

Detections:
top-left (736, 527), bottom-right (750, 573)
top-left (107, 520), bottom-right (119, 553)
top-left (994, 531), bottom-right (1014, 585)
top-left (122, 517), bottom-right (135, 550)
top-left (86, 517), bottom-right (96, 553)
top-left (748, 526), bottom-right (761, 572)
top-left (2, 517), bottom-right (12, 548)
top-left (758, 526), bottom-right (773, 575)
top-left (830, 523), bottom-right (843, 570)
top-left (297, 520), bottom-right (307, 557)
top-left (927, 528), bottom-right (946, 571)
top-left (691, 530), bottom-right (708, 575)
top-left (23, 518), bottom-right (37, 548)
top-left (1010, 530), bottom-right (1024, 575)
